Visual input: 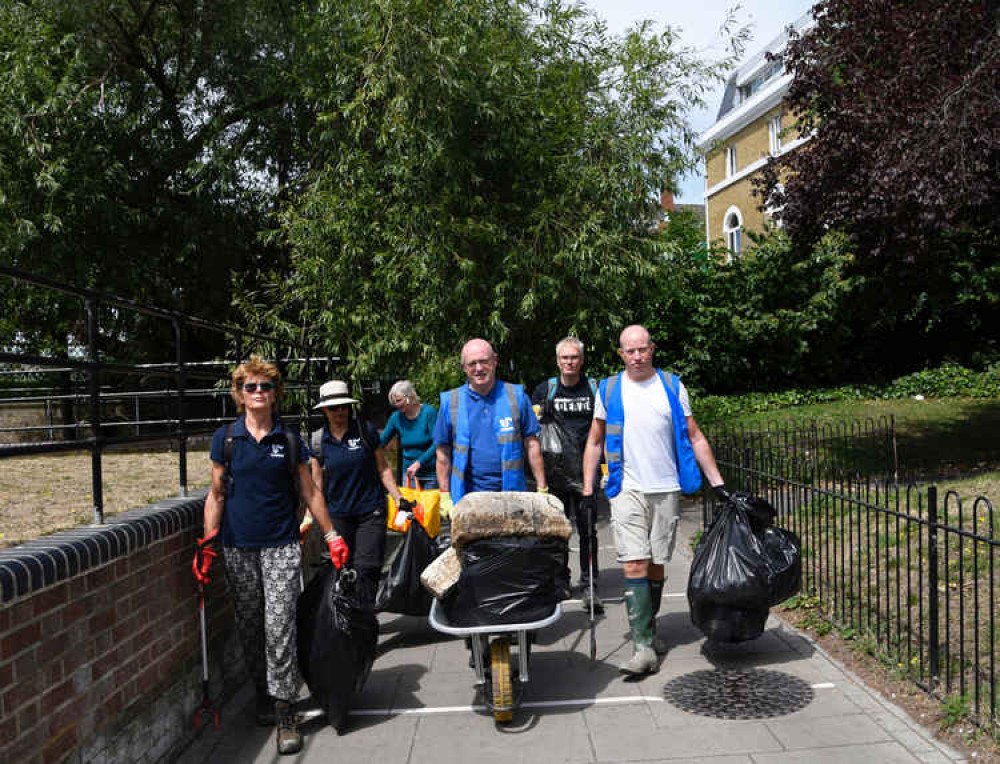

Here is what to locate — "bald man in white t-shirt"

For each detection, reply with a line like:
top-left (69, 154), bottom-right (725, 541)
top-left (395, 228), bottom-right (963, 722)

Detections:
top-left (582, 325), bottom-right (728, 676)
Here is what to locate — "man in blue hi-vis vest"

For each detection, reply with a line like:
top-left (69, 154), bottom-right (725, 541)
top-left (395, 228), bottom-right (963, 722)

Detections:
top-left (582, 325), bottom-right (729, 677)
top-left (434, 338), bottom-right (547, 515)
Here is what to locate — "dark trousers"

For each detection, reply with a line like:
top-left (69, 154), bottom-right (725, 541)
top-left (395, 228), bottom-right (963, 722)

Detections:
top-left (556, 490), bottom-right (599, 582)
top-left (332, 508), bottom-right (387, 608)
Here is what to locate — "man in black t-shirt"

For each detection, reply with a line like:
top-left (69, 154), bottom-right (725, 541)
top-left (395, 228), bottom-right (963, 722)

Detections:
top-left (531, 336), bottom-right (603, 612)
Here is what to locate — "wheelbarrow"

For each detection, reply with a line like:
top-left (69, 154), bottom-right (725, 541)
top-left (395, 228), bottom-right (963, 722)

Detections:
top-left (428, 598), bottom-right (562, 723)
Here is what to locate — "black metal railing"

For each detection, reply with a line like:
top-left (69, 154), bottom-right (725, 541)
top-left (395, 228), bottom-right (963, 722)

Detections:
top-left (707, 419), bottom-right (998, 737)
top-left (0, 264), bottom-right (339, 525)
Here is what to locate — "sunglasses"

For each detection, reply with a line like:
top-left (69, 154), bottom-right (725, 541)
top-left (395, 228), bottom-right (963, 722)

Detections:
top-left (242, 382), bottom-right (275, 393)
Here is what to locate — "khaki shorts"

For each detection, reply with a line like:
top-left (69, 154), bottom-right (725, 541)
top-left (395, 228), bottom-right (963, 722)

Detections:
top-left (609, 489), bottom-right (680, 564)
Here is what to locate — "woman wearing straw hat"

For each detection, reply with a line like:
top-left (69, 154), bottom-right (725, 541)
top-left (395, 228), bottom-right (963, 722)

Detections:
top-left (301, 380), bottom-right (413, 608)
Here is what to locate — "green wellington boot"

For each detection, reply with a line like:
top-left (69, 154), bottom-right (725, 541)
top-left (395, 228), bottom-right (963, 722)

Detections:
top-left (620, 579), bottom-right (659, 676)
top-left (649, 578), bottom-right (668, 655)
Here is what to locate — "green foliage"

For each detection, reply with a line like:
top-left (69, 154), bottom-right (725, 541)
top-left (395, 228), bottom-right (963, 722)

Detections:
top-left (938, 694), bottom-right (972, 731)
top-left (0, 0), bottom-right (312, 358)
top-left (248, 0), bottom-right (743, 391)
top-left (694, 363), bottom-right (1000, 425)
top-left (642, 229), bottom-right (860, 394)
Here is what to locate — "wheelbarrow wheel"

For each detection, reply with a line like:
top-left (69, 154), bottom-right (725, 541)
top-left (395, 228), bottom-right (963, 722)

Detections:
top-left (490, 636), bottom-right (514, 723)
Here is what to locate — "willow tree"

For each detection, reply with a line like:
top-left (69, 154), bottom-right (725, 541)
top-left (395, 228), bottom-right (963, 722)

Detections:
top-left (251, 0), bottom-right (740, 388)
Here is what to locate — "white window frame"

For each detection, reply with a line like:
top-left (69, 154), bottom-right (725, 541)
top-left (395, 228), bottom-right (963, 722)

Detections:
top-left (768, 113), bottom-right (783, 154)
top-left (725, 145), bottom-right (737, 178)
top-left (723, 206), bottom-right (743, 258)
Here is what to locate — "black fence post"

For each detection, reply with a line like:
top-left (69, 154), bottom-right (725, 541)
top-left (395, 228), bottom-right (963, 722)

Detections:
top-left (86, 296), bottom-right (104, 524)
top-left (173, 318), bottom-right (188, 497)
top-left (927, 485), bottom-right (940, 687)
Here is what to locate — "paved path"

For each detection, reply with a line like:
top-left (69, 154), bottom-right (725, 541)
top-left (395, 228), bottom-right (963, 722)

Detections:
top-left (179, 500), bottom-right (966, 764)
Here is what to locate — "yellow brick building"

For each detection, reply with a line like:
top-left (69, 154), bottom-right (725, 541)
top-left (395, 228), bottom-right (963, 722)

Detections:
top-left (696, 13), bottom-right (812, 256)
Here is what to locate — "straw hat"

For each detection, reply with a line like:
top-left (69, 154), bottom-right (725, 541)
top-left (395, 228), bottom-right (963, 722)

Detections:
top-left (312, 380), bottom-right (359, 409)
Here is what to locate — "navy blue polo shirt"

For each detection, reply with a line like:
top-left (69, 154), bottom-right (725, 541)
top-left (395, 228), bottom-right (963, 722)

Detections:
top-left (209, 416), bottom-right (307, 548)
top-left (313, 421), bottom-right (385, 517)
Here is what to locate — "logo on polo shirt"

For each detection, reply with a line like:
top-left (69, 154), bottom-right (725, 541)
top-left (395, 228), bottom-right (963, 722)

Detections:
top-left (347, 438), bottom-right (363, 450)
top-left (269, 444), bottom-right (285, 459)
top-left (498, 416), bottom-right (514, 433)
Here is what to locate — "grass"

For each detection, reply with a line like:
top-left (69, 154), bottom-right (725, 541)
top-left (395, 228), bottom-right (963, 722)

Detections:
top-left (709, 396), bottom-right (1000, 485)
top-left (0, 446), bottom-right (210, 549)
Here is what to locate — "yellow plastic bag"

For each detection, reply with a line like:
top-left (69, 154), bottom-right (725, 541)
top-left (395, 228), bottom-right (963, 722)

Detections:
top-left (386, 476), bottom-right (441, 538)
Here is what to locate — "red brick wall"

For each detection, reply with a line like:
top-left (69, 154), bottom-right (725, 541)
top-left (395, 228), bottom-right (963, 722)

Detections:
top-left (0, 496), bottom-right (241, 764)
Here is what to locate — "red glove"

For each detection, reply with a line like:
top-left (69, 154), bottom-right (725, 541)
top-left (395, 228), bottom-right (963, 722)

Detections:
top-left (326, 534), bottom-right (349, 569)
top-left (193, 529), bottom-right (220, 584)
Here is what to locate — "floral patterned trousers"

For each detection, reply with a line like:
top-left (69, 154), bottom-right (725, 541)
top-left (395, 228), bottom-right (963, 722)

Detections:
top-left (223, 543), bottom-right (302, 702)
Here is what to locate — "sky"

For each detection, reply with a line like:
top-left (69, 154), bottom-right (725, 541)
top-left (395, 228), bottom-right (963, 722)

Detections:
top-left (580, 0), bottom-right (815, 204)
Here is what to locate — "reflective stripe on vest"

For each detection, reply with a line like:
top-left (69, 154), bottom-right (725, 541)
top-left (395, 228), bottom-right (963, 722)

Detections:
top-left (445, 381), bottom-right (526, 501)
top-left (602, 369), bottom-right (702, 497)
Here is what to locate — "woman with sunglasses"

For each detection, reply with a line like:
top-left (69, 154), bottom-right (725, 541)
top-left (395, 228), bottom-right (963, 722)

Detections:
top-left (379, 380), bottom-right (439, 489)
top-left (192, 356), bottom-right (345, 756)
top-left (301, 380), bottom-right (411, 609)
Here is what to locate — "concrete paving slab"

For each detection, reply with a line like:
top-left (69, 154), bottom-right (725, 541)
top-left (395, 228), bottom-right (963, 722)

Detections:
top-left (752, 740), bottom-right (925, 763)
top-left (764, 712), bottom-right (893, 748)
top-left (586, 703), bottom-right (785, 760)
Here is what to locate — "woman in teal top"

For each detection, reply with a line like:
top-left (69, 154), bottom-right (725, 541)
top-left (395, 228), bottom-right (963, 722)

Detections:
top-left (380, 380), bottom-right (439, 488)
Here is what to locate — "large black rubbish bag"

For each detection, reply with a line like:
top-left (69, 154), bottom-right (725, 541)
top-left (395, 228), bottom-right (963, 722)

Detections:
top-left (687, 503), bottom-right (772, 642)
top-left (443, 536), bottom-right (571, 627)
top-left (730, 491), bottom-right (777, 534)
top-left (760, 525), bottom-right (802, 605)
top-left (297, 565), bottom-right (378, 731)
top-left (376, 520), bottom-right (438, 616)
top-left (539, 418), bottom-right (583, 495)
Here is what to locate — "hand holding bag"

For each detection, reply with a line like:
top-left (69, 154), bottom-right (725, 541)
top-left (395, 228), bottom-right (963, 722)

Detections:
top-left (387, 475), bottom-right (441, 538)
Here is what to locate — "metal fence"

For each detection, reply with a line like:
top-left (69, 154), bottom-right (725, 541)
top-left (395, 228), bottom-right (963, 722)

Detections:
top-left (0, 264), bottom-right (340, 524)
top-left (708, 419), bottom-right (998, 736)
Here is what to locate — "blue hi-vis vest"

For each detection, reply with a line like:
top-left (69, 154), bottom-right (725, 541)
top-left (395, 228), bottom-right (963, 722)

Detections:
top-left (444, 381), bottom-right (527, 502)
top-left (601, 369), bottom-right (702, 498)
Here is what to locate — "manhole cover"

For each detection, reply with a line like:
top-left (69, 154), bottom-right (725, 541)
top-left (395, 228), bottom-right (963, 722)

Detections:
top-left (663, 669), bottom-right (814, 719)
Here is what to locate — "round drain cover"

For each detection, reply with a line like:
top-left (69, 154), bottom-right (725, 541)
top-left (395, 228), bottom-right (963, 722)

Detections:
top-left (663, 669), bottom-right (814, 719)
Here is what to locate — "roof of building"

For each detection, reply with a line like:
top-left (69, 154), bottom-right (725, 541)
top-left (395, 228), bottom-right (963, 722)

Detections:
top-left (697, 11), bottom-right (814, 150)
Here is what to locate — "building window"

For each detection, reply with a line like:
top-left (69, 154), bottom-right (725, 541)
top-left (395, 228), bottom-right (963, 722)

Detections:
top-left (768, 113), bottom-right (783, 154)
top-left (723, 206), bottom-right (743, 257)
top-left (725, 146), bottom-right (737, 177)
top-left (737, 60), bottom-right (783, 104)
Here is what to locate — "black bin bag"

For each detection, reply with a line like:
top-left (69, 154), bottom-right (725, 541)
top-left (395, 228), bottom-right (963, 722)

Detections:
top-left (443, 536), bottom-right (571, 627)
top-left (760, 525), bottom-right (802, 606)
top-left (297, 565), bottom-right (378, 731)
top-left (687, 503), bottom-right (772, 642)
top-left (539, 419), bottom-right (583, 495)
top-left (376, 520), bottom-right (438, 616)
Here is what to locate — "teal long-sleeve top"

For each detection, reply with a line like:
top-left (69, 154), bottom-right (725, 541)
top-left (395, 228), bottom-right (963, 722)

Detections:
top-left (379, 403), bottom-right (438, 483)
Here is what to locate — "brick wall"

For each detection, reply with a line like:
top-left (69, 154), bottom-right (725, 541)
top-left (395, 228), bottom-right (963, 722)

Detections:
top-left (0, 493), bottom-right (245, 764)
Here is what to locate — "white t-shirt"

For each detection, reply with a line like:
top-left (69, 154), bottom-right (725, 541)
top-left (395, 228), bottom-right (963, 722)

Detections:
top-left (593, 372), bottom-right (692, 492)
